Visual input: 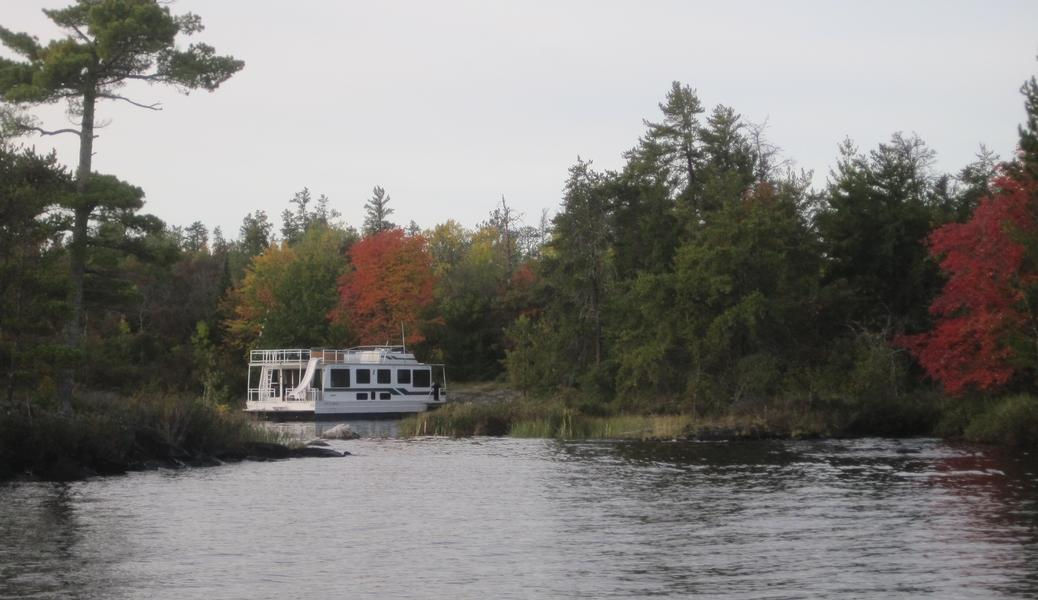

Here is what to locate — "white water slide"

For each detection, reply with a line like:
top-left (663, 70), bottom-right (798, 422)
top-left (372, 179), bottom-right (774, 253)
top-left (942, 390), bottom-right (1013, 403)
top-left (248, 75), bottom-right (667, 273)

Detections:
top-left (287, 358), bottom-right (320, 400)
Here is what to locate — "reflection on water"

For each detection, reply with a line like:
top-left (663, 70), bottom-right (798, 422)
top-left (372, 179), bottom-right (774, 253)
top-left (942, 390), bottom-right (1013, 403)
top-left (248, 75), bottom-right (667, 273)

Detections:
top-left (1, 437), bottom-right (1036, 599)
top-left (264, 418), bottom-right (401, 440)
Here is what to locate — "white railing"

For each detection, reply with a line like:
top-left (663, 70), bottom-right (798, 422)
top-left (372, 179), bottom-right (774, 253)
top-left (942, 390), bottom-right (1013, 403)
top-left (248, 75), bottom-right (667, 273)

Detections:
top-left (247, 388), bottom-right (320, 403)
top-left (250, 349), bottom-right (312, 365)
top-left (249, 347), bottom-right (415, 365)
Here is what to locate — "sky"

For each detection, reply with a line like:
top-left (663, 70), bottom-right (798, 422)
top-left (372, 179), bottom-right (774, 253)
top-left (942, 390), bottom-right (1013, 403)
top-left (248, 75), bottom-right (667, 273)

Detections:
top-left (3, 0), bottom-right (1038, 238)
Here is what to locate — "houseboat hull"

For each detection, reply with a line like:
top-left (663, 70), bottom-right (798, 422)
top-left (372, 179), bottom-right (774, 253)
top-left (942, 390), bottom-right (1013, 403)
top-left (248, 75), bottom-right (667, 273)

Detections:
top-left (245, 399), bottom-right (439, 420)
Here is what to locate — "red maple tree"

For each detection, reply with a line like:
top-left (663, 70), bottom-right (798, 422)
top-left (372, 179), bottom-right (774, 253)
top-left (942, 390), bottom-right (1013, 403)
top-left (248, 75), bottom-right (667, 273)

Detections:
top-left (899, 176), bottom-right (1038, 395)
top-left (331, 230), bottom-right (437, 345)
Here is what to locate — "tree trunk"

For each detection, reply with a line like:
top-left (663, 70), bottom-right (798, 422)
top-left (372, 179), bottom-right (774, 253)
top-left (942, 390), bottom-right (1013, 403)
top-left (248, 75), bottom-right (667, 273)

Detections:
top-left (57, 89), bottom-right (96, 414)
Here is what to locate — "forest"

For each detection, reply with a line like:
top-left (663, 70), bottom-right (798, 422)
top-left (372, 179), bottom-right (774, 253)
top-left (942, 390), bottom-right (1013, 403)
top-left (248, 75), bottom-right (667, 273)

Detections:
top-left (2, 2), bottom-right (1038, 475)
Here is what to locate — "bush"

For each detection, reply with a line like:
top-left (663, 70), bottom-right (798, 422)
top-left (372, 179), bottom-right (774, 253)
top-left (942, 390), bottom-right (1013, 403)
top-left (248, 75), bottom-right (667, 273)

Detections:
top-left (963, 394), bottom-right (1038, 448)
top-left (0, 392), bottom-right (280, 481)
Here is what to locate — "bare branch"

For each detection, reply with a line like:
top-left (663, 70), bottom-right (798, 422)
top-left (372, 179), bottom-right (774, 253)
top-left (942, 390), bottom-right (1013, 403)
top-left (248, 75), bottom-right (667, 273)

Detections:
top-left (98, 93), bottom-right (163, 111)
top-left (20, 125), bottom-right (83, 137)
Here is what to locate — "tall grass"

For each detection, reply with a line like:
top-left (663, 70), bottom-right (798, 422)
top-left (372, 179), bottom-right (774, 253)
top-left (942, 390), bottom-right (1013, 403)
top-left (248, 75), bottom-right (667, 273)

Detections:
top-left (0, 392), bottom-right (281, 480)
top-left (400, 395), bottom-right (865, 441)
top-left (400, 400), bottom-right (696, 440)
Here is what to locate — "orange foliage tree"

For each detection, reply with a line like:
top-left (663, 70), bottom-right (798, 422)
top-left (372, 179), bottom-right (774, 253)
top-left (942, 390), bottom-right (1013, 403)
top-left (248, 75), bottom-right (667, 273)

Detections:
top-left (331, 230), bottom-right (437, 345)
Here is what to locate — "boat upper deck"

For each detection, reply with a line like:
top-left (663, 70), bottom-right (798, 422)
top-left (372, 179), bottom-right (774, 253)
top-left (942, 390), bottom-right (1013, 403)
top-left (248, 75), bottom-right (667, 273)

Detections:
top-left (249, 347), bottom-right (421, 367)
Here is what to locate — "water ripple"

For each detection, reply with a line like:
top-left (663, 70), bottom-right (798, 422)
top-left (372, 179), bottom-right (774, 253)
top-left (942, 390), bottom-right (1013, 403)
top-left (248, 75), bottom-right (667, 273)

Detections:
top-left (1, 437), bottom-right (1037, 599)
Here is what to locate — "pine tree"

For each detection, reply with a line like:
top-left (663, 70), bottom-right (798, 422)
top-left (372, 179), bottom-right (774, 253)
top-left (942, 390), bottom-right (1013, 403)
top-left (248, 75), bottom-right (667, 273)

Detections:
top-left (0, 0), bottom-right (242, 408)
top-left (363, 185), bottom-right (396, 236)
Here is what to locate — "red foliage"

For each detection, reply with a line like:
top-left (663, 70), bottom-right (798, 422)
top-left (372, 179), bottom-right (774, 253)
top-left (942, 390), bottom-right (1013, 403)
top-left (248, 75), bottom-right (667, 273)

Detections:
top-left (898, 176), bottom-right (1038, 395)
top-left (331, 230), bottom-right (437, 345)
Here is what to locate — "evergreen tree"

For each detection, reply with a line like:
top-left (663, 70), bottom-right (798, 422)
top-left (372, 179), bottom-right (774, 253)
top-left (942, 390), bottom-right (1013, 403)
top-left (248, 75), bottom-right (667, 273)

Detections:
top-left (0, 145), bottom-right (69, 409)
top-left (280, 187), bottom-right (313, 244)
top-left (0, 0), bottom-right (242, 407)
top-left (544, 159), bottom-right (612, 370)
top-left (183, 221), bottom-right (209, 253)
top-left (698, 105), bottom-right (755, 212)
top-left (238, 210), bottom-right (273, 259)
top-left (363, 185), bottom-right (396, 236)
top-left (816, 133), bottom-right (945, 333)
top-left (1018, 65), bottom-right (1038, 178)
top-left (629, 81), bottom-right (705, 210)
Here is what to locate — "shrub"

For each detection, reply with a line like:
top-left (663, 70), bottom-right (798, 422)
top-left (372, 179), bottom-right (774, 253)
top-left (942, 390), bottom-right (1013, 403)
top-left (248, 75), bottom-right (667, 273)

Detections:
top-left (964, 394), bottom-right (1038, 448)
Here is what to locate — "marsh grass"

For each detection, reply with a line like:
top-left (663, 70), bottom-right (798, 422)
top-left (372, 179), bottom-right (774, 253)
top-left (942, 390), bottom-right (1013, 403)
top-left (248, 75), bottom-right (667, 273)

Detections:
top-left (399, 397), bottom-right (831, 440)
top-left (399, 390), bottom-right (911, 441)
top-left (407, 388), bottom-right (1037, 445)
top-left (510, 414), bottom-right (694, 440)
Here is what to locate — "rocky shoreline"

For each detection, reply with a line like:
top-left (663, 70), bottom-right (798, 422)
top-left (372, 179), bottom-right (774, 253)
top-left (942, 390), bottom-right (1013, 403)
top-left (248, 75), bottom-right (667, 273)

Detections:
top-left (2, 437), bottom-right (352, 484)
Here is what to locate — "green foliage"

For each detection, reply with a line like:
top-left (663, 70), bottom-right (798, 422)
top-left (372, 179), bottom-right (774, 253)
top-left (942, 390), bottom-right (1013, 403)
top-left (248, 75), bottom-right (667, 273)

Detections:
top-left (673, 180), bottom-right (822, 409)
top-left (0, 145), bottom-right (70, 407)
top-left (815, 134), bottom-right (947, 332)
top-left (0, 392), bottom-right (282, 480)
top-left (541, 159), bottom-right (612, 371)
top-left (630, 81), bottom-right (705, 199)
top-left (504, 314), bottom-right (565, 393)
top-left (427, 227), bottom-right (508, 379)
top-left (0, 1), bottom-right (242, 105)
top-left (227, 225), bottom-right (350, 349)
top-left (963, 394), bottom-right (1038, 448)
top-left (0, 0), bottom-right (242, 408)
top-left (280, 188), bottom-right (343, 245)
top-left (1018, 65), bottom-right (1038, 178)
top-left (362, 185), bottom-right (396, 236)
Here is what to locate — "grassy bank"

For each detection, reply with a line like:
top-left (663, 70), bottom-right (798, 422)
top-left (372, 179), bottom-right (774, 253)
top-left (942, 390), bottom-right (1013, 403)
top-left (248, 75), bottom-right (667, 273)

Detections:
top-left (400, 400), bottom-right (837, 441)
top-left (0, 392), bottom-right (292, 482)
top-left (399, 392), bottom-right (844, 441)
top-left (401, 387), bottom-right (1038, 448)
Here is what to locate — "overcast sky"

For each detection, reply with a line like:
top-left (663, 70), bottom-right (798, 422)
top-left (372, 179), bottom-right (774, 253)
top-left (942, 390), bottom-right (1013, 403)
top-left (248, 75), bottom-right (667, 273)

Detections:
top-left (4, 1), bottom-right (1038, 237)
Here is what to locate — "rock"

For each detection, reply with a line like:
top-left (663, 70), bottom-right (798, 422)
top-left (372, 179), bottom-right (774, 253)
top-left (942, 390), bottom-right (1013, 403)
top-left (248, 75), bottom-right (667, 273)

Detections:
top-left (187, 455), bottom-right (224, 468)
top-left (306, 439), bottom-right (330, 447)
top-left (215, 447), bottom-right (247, 462)
top-left (319, 423), bottom-right (360, 440)
top-left (36, 457), bottom-right (90, 482)
top-left (292, 446), bottom-right (349, 458)
top-left (242, 441), bottom-right (291, 459)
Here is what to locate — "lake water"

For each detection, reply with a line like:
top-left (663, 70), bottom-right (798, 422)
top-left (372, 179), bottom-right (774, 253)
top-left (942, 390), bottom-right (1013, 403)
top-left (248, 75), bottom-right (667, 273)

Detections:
top-left (2, 431), bottom-right (1037, 599)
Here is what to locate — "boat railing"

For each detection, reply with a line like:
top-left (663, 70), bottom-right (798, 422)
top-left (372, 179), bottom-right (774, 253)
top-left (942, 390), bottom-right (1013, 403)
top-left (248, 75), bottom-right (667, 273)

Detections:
top-left (249, 347), bottom-right (415, 365)
top-left (250, 349), bottom-right (312, 365)
top-left (247, 388), bottom-right (319, 403)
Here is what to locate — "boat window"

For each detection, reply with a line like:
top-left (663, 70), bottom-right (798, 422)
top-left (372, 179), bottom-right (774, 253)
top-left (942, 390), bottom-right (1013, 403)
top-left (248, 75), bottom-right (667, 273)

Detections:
top-left (377, 369), bottom-right (391, 384)
top-left (397, 369), bottom-right (411, 384)
top-left (356, 392), bottom-right (368, 400)
top-left (356, 369), bottom-right (371, 384)
top-left (311, 369), bottom-right (322, 389)
top-left (379, 392), bottom-right (391, 400)
top-left (413, 369), bottom-right (431, 388)
top-left (329, 368), bottom-right (349, 389)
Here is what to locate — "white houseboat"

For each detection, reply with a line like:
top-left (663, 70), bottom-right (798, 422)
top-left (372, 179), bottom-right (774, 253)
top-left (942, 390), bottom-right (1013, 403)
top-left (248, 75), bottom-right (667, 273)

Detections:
top-left (244, 347), bottom-right (447, 419)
